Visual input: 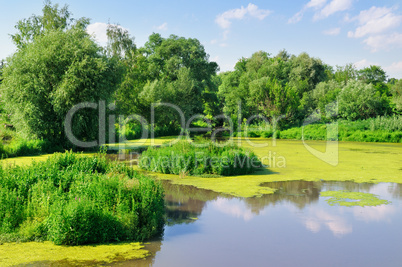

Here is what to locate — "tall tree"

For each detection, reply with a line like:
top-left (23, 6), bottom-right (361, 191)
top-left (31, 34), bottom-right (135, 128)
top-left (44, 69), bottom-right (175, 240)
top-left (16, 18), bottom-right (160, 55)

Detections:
top-left (10, 0), bottom-right (89, 49)
top-left (2, 3), bottom-right (119, 146)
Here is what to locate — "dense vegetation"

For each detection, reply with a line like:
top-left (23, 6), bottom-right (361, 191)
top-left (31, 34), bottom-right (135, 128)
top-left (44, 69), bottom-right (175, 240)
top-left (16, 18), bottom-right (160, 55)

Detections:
top-left (139, 140), bottom-right (261, 176)
top-left (1, 1), bottom-right (401, 158)
top-left (0, 151), bottom-right (165, 245)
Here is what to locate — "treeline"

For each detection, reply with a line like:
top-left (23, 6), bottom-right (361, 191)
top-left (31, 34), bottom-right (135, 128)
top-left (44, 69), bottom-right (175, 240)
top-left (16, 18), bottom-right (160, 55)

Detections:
top-left (0, 1), bottom-right (401, 153)
top-left (218, 51), bottom-right (401, 128)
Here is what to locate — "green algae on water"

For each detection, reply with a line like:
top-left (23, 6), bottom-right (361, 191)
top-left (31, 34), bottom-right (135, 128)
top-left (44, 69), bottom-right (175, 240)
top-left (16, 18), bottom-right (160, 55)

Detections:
top-left (0, 241), bottom-right (149, 266)
top-left (321, 190), bottom-right (391, 207)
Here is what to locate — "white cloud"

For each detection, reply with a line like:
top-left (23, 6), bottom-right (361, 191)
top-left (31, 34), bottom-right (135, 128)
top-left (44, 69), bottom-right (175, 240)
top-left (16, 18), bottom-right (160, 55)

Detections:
top-left (302, 209), bottom-right (353, 237)
top-left (323, 27), bottom-right (341, 36)
top-left (215, 3), bottom-right (271, 29)
top-left (156, 22), bottom-right (168, 31)
top-left (289, 0), bottom-right (351, 23)
top-left (288, 0), bottom-right (327, 24)
top-left (347, 6), bottom-right (402, 38)
top-left (87, 22), bottom-right (109, 44)
top-left (86, 22), bottom-right (129, 45)
top-left (353, 205), bottom-right (395, 222)
top-left (306, 0), bottom-right (328, 9)
top-left (314, 0), bottom-right (353, 20)
top-left (288, 10), bottom-right (305, 24)
top-left (385, 61), bottom-right (402, 73)
top-left (212, 198), bottom-right (257, 221)
top-left (363, 33), bottom-right (402, 52)
top-left (346, 6), bottom-right (402, 52)
top-left (384, 61), bottom-right (402, 79)
top-left (353, 59), bottom-right (377, 69)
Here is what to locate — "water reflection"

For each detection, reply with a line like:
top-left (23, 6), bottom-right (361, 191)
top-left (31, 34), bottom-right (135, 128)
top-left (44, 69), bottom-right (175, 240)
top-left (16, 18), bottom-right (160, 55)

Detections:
top-left (122, 180), bottom-right (401, 266)
top-left (36, 180), bottom-right (401, 266)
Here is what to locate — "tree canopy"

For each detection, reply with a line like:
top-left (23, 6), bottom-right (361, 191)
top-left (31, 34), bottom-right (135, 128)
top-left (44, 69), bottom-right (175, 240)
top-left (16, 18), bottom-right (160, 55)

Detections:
top-left (1, 4), bottom-right (119, 146)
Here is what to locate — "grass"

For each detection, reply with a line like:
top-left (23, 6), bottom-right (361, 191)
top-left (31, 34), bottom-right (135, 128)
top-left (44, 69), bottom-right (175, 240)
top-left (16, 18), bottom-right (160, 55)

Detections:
top-left (0, 151), bottom-right (165, 245)
top-left (139, 140), bottom-right (262, 176)
top-left (0, 139), bottom-right (63, 159)
top-left (279, 116), bottom-right (402, 143)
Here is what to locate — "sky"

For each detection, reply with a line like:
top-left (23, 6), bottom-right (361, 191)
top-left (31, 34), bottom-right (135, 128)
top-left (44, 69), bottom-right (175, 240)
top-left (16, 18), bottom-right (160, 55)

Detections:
top-left (1, 0), bottom-right (402, 78)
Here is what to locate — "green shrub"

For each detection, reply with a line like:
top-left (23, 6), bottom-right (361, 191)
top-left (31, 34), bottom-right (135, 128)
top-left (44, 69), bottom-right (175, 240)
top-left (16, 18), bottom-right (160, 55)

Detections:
top-left (139, 140), bottom-right (261, 176)
top-left (0, 151), bottom-right (165, 245)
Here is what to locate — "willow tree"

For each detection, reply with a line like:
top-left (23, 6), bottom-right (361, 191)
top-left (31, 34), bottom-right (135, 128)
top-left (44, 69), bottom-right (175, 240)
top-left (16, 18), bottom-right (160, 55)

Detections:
top-left (1, 2), bottom-right (119, 147)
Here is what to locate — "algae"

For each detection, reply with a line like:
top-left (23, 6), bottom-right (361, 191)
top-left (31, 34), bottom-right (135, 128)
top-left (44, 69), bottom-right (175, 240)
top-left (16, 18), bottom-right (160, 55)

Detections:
top-left (3, 137), bottom-right (402, 198)
top-left (320, 190), bottom-right (391, 207)
top-left (0, 241), bottom-right (149, 266)
top-left (135, 137), bottom-right (402, 197)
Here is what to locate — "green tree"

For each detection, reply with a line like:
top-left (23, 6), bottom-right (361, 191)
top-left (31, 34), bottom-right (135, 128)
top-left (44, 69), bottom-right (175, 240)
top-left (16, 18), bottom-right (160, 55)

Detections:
top-left (10, 0), bottom-right (89, 49)
top-left (310, 80), bottom-right (342, 119)
top-left (248, 77), bottom-right (298, 125)
top-left (358, 65), bottom-right (389, 96)
top-left (390, 79), bottom-right (402, 114)
top-left (338, 80), bottom-right (390, 120)
top-left (334, 63), bottom-right (357, 84)
top-left (114, 33), bottom-right (218, 128)
top-left (2, 22), bottom-right (119, 146)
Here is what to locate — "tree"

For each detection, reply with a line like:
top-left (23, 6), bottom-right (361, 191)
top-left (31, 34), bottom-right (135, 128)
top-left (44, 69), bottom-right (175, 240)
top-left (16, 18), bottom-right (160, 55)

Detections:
top-left (10, 0), bottom-right (89, 49)
top-left (310, 80), bottom-right (342, 119)
top-left (390, 79), bottom-right (402, 114)
top-left (114, 32), bottom-right (218, 129)
top-left (334, 63), bottom-right (357, 84)
top-left (2, 14), bottom-right (119, 146)
top-left (338, 81), bottom-right (390, 120)
top-left (248, 77), bottom-right (298, 125)
top-left (358, 65), bottom-right (389, 96)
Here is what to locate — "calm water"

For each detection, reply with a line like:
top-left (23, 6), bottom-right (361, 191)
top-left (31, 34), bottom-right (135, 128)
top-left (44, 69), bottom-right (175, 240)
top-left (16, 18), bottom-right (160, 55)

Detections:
top-left (115, 180), bottom-right (402, 267)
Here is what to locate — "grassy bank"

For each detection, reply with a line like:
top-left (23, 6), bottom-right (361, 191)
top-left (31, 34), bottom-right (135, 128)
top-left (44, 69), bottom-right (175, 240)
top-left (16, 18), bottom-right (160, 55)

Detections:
top-left (0, 151), bottom-right (165, 245)
top-left (0, 139), bottom-right (63, 159)
top-left (279, 116), bottom-right (402, 143)
top-left (239, 116), bottom-right (402, 143)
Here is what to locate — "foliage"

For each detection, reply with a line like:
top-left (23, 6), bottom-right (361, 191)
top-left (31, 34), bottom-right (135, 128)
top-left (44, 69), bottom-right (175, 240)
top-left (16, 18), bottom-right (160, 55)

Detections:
top-left (10, 0), bottom-right (89, 49)
top-left (338, 80), bottom-right (390, 120)
top-left (309, 80), bottom-right (342, 119)
top-left (0, 151), bottom-right (165, 245)
top-left (390, 79), bottom-right (402, 113)
top-left (218, 50), bottom-right (328, 129)
top-left (139, 140), bottom-right (262, 176)
top-left (2, 26), bottom-right (119, 147)
top-left (278, 116), bottom-right (402, 143)
top-left (111, 31), bottom-right (219, 130)
top-left (0, 139), bottom-right (61, 159)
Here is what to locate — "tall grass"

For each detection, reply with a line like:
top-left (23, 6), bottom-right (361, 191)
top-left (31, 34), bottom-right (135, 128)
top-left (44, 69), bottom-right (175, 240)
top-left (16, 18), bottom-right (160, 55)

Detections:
top-left (0, 151), bottom-right (165, 245)
top-left (139, 140), bottom-right (262, 176)
top-left (279, 115), bottom-right (402, 143)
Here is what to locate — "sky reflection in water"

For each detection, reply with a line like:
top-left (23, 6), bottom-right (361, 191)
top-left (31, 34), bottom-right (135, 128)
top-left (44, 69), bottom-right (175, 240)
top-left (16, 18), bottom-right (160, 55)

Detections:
top-left (121, 181), bottom-right (402, 267)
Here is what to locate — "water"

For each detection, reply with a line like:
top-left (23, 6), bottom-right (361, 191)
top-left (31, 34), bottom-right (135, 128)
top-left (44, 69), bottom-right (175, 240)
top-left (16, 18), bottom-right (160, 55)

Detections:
top-left (117, 180), bottom-right (402, 267)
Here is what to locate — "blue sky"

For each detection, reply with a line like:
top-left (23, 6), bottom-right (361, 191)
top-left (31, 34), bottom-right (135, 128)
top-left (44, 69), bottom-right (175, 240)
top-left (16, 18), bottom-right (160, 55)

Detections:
top-left (1, 0), bottom-right (402, 78)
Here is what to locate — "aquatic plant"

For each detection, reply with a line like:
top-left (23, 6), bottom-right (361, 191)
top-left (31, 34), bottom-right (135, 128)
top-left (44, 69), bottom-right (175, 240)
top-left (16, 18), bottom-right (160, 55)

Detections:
top-left (0, 151), bottom-right (165, 245)
top-left (139, 140), bottom-right (262, 176)
top-left (320, 190), bottom-right (391, 207)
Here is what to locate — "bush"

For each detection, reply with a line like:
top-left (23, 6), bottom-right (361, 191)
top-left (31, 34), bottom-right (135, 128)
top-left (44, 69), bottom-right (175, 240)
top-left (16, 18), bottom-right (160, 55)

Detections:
top-left (0, 151), bottom-right (165, 245)
top-left (139, 140), bottom-right (262, 176)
